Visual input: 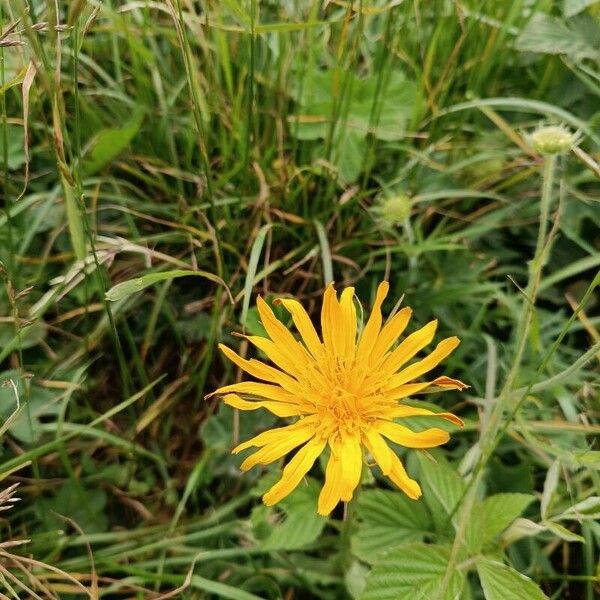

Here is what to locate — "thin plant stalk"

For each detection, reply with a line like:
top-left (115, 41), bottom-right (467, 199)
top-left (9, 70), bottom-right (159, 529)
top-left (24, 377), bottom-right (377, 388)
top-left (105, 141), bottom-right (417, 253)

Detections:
top-left (437, 152), bottom-right (559, 597)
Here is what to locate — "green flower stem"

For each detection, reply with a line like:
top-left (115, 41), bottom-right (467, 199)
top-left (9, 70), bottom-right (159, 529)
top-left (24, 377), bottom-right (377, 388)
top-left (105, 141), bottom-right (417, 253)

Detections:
top-left (437, 153), bottom-right (558, 597)
top-left (339, 484), bottom-right (361, 574)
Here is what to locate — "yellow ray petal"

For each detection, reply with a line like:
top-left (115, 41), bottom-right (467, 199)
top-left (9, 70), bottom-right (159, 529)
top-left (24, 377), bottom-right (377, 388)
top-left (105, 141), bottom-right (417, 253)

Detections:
top-left (256, 296), bottom-right (313, 366)
top-left (369, 307), bottom-right (412, 365)
top-left (212, 381), bottom-right (296, 402)
top-left (381, 375), bottom-right (467, 401)
top-left (381, 380), bottom-right (438, 399)
top-left (414, 376), bottom-right (469, 393)
top-left (338, 434), bottom-right (362, 501)
top-left (232, 418), bottom-right (317, 453)
top-left (357, 281), bottom-right (389, 357)
top-left (379, 320), bottom-right (438, 376)
top-left (387, 452), bottom-right (422, 499)
top-left (240, 429), bottom-right (315, 471)
top-left (223, 393), bottom-right (306, 418)
top-left (386, 336), bottom-right (461, 387)
top-left (263, 438), bottom-right (327, 506)
top-left (384, 404), bottom-right (464, 427)
top-left (321, 283), bottom-right (341, 353)
top-left (245, 335), bottom-right (303, 376)
top-left (274, 297), bottom-right (325, 360)
top-left (318, 451), bottom-right (343, 516)
top-left (363, 428), bottom-right (392, 475)
top-left (378, 421), bottom-right (450, 448)
top-left (339, 287), bottom-right (357, 358)
top-left (218, 344), bottom-right (304, 394)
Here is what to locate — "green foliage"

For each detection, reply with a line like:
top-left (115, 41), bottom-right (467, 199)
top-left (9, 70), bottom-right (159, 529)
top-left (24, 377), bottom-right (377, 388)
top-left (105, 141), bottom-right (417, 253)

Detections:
top-left (251, 476), bottom-right (327, 550)
top-left (476, 558), bottom-right (548, 600)
top-left (82, 111), bottom-right (144, 175)
top-left (0, 0), bottom-right (598, 597)
top-left (360, 543), bottom-right (464, 600)
top-left (352, 489), bottom-right (432, 563)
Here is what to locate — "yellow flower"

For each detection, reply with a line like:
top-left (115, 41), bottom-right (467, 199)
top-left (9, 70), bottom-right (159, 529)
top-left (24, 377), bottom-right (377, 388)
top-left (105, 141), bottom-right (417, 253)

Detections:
top-left (210, 282), bottom-right (466, 516)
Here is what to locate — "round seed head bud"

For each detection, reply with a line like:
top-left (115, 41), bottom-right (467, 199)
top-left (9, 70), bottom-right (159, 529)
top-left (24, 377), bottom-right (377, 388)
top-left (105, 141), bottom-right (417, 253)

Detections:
top-left (373, 194), bottom-right (412, 227)
top-left (530, 124), bottom-right (577, 155)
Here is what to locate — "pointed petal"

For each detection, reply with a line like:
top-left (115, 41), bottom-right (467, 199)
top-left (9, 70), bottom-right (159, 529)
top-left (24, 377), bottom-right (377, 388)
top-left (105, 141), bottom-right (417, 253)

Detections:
top-left (379, 320), bottom-right (438, 376)
top-left (369, 307), bottom-right (412, 365)
top-left (244, 335), bottom-right (303, 376)
top-left (263, 437), bottom-right (327, 506)
top-left (321, 283), bottom-right (341, 353)
top-left (274, 298), bottom-right (325, 360)
top-left (357, 281), bottom-right (389, 357)
top-left (386, 337), bottom-right (461, 387)
top-left (232, 419), bottom-right (316, 453)
top-left (363, 429), bottom-right (393, 475)
top-left (414, 376), bottom-right (469, 393)
top-left (256, 296), bottom-right (313, 367)
top-left (223, 393), bottom-right (306, 418)
top-left (240, 429), bottom-right (315, 471)
top-left (212, 381), bottom-right (296, 402)
top-left (378, 421), bottom-right (450, 448)
top-left (384, 404), bottom-right (464, 427)
top-left (339, 287), bottom-right (357, 358)
top-left (318, 451), bottom-right (343, 516)
top-left (338, 435), bottom-right (362, 501)
top-left (218, 344), bottom-right (303, 393)
top-left (387, 452), bottom-right (422, 499)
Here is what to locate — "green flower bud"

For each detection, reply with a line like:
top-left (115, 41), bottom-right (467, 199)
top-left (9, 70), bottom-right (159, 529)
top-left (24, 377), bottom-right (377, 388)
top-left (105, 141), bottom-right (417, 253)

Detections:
top-left (530, 124), bottom-right (577, 156)
top-left (373, 194), bottom-right (412, 227)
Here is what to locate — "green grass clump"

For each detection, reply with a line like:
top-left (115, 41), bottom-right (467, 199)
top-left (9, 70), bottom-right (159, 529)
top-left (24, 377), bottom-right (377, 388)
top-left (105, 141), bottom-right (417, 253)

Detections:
top-left (0, 1), bottom-right (599, 598)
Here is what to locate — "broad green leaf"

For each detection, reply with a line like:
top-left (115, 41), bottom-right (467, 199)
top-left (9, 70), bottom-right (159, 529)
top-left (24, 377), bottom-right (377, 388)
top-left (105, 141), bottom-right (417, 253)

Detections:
top-left (466, 493), bottom-right (535, 553)
top-left (360, 543), bottom-right (463, 600)
top-left (417, 453), bottom-right (465, 534)
top-left (36, 480), bottom-right (108, 533)
top-left (251, 476), bottom-right (326, 550)
top-left (514, 13), bottom-right (598, 60)
top-left (480, 494), bottom-right (535, 544)
top-left (0, 370), bottom-right (60, 444)
top-left (290, 68), bottom-right (417, 181)
top-left (106, 269), bottom-right (229, 302)
top-left (476, 558), bottom-right (548, 600)
top-left (352, 489), bottom-right (432, 563)
top-left (83, 111), bottom-right (144, 175)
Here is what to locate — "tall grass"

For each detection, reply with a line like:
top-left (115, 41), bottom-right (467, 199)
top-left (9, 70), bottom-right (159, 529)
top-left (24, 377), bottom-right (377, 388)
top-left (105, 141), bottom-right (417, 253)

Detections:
top-left (0, 1), bottom-right (599, 598)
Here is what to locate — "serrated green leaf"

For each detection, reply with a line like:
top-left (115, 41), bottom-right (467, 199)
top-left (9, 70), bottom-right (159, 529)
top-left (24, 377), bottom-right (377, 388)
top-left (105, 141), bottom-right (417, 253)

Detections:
top-left (352, 489), bottom-right (432, 563)
top-left (476, 558), bottom-right (548, 600)
top-left (465, 493), bottom-right (535, 553)
top-left (417, 453), bottom-right (465, 534)
top-left (360, 543), bottom-right (463, 600)
top-left (106, 269), bottom-right (228, 302)
top-left (251, 476), bottom-right (326, 550)
top-left (564, 0), bottom-right (600, 18)
top-left (514, 13), bottom-right (598, 60)
top-left (290, 68), bottom-right (417, 181)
